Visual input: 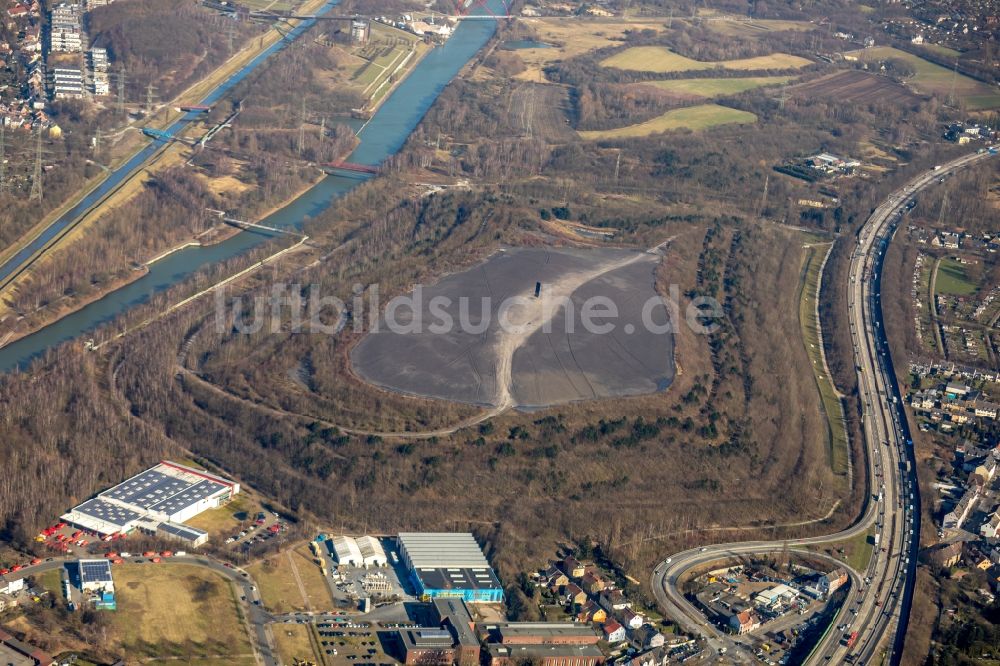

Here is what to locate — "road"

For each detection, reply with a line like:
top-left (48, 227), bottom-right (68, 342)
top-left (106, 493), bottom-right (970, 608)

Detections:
top-left (651, 150), bottom-right (996, 665)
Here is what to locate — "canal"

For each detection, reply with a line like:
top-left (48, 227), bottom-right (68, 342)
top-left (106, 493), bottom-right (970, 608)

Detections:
top-left (0, 10), bottom-right (499, 371)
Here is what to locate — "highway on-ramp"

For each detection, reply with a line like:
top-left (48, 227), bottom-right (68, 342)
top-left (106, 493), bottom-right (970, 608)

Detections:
top-left (652, 150), bottom-right (996, 664)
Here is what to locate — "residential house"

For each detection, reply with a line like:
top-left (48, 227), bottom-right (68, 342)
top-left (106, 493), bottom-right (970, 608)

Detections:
top-left (728, 610), bottom-right (759, 635)
top-left (598, 588), bottom-right (630, 613)
top-left (630, 624), bottom-right (665, 650)
top-left (581, 571), bottom-right (606, 595)
top-left (984, 512), bottom-right (1000, 539)
top-left (617, 607), bottom-right (644, 630)
top-left (818, 569), bottom-right (848, 596)
top-left (576, 600), bottom-right (606, 624)
top-left (979, 511), bottom-right (1000, 539)
top-left (564, 583), bottom-right (587, 607)
top-left (619, 646), bottom-right (671, 666)
top-left (977, 458), bottom-right (1000, 482)
top-left (561, 556), bottom-right (585, 579)
top-left (944, 490), bottom-right (978, 530)
top-left (0, 593), bottom-right (16, 612)
top-left (541, 565), bottom-right (568, 590)
top-left (927, 542), bottom-right (963, 569)
top-left (602, 619), bottom-right (626, 643)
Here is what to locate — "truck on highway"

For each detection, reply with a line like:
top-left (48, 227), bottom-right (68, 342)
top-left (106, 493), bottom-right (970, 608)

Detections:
top-left (843, 631), bottom-right (859, 648)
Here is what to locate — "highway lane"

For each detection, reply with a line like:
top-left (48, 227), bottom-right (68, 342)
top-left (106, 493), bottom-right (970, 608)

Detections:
top-left (652, 150), bottom-right (995, 664)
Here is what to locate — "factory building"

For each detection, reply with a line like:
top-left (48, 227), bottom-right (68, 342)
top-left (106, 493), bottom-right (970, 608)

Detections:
top-left (356, 535), bottom-right (388, 567)
top-left (76, 559), bottom-right (115, 610)
top-left (330, 535), bottom-right (364, 566)
top-left (60, 461), bottom-right (239, 543)
top-left (397, 532), bottom-right (503, 603)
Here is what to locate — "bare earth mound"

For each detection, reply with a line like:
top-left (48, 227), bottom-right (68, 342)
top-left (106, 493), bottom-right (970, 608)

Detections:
top-left (350, 246), bottom-right (675, 408)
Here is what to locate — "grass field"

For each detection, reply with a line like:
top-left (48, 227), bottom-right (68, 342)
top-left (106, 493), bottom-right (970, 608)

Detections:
top-left (854, 46), bottom-right (1000, 110)
top-left (512, 18), bottom-right (666, 80)
top-left (246, 543), bottom-right (333, 613)
top-left (184, 492), bottom-right (257, 535)
top-left (812, 528), bottom-right (876, 572)
top-left (578, 104), bottom-right (756, 139)
top-left (642, 76), bottom-right (795, 98)
top-left (601, 46), bottom-right (811, 73)
top-left (798, 243), bottom-right (850, 478)
top-left (273, 624), bottom-right (319, 666)
top-left (110, 564), bottom-right (254, 662)
top-left (935, 257), bottom-right (978, 296)
top-left (920, 43), bottom-right (962, 58)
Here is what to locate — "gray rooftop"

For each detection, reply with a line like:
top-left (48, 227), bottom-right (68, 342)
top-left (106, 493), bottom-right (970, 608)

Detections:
top-left (73, 498), bottom-right (141, 528)
top-left (158, 522), bottom-right (208, 541)
top-left (398, 532), bottom-right (490, 568)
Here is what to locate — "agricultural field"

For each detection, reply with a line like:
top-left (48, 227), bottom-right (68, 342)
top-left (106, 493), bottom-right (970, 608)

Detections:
top-left (935, 257), bottom-right (978, 296)
top-left (789, 70), bottom-right (921, 106)
top-left (601, 46), bottom-right (811, 73)
top-left (511, 18), bottom-right (665, 80)
top-left (109, 564), bottom-right (254, 662)
top-left (578, 103), bottom-right (757, 139)
top-left (246, 543), bottom-right (334, 613)
top-left (853, 46), bottom-right (1000, 110)
top-left (640, 75), bottom-right (795, 99)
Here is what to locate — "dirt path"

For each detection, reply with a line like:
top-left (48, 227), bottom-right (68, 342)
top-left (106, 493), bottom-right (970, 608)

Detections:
top-left (490, 248), bottom-right (658, 409)
top-left (286, 550), bottom-right (312, 611)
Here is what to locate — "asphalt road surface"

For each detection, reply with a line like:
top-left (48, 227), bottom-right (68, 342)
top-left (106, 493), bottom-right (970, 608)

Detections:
top-left (651, 150), bottom-right (996, 665)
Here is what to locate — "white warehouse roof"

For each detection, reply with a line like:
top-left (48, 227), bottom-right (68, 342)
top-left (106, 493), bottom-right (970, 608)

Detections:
top-left (356, 535), bottom-right (388, 566)
top-left (398, 532), bottom-right (490, 568)
top-left (331, 535), bottom-right (363, 565)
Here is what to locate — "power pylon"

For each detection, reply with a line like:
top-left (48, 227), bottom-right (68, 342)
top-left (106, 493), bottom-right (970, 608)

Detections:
top-left (29, 127), bottom-right (43, 201)
top-left (757, 173), bottom-right (769, 221)
top-left (145, 82), bottom-right (157, 114)
top-left (297, 98), bottom-right (306, 155)
top-left (116, 67), bottom-right (126, 115)
top-left (937, 190), bottom-right (949, 227)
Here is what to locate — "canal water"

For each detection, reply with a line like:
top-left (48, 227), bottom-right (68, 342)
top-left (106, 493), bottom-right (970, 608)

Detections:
top-left (0, 11), bottom-right (499, 371)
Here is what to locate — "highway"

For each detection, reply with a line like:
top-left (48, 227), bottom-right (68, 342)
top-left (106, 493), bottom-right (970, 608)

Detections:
top-left (652, 149), bottom-right (996, 664)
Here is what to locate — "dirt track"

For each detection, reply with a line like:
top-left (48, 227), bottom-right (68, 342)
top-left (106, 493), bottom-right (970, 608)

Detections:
top-left (351, 246), bottom-right (676, 409)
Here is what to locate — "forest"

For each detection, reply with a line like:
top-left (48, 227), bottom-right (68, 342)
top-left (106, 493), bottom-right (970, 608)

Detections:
top-left (88, 0), bottom-right (263, 101)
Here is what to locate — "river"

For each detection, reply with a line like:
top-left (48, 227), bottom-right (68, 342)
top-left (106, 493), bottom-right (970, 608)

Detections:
top-left (0, 9), bottom-right (499, 371)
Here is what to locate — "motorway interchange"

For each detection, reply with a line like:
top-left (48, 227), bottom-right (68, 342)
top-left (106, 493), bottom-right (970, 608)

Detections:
top-left (652, 150), bottom-right (996, 665)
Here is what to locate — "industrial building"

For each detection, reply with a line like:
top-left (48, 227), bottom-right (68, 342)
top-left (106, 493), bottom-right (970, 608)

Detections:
top-left (330, 535), bottom-right (364, 566)
top-left (356, 535), bottom-right (388, 567)
top-left (61, 461), bottom-right (239, 545)
top-left (399, 598), bottom-right (480, 666)
top-left (397, 532), bottom-right (503, 603)
top-left (76, 559), bottom-right (115, 610)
